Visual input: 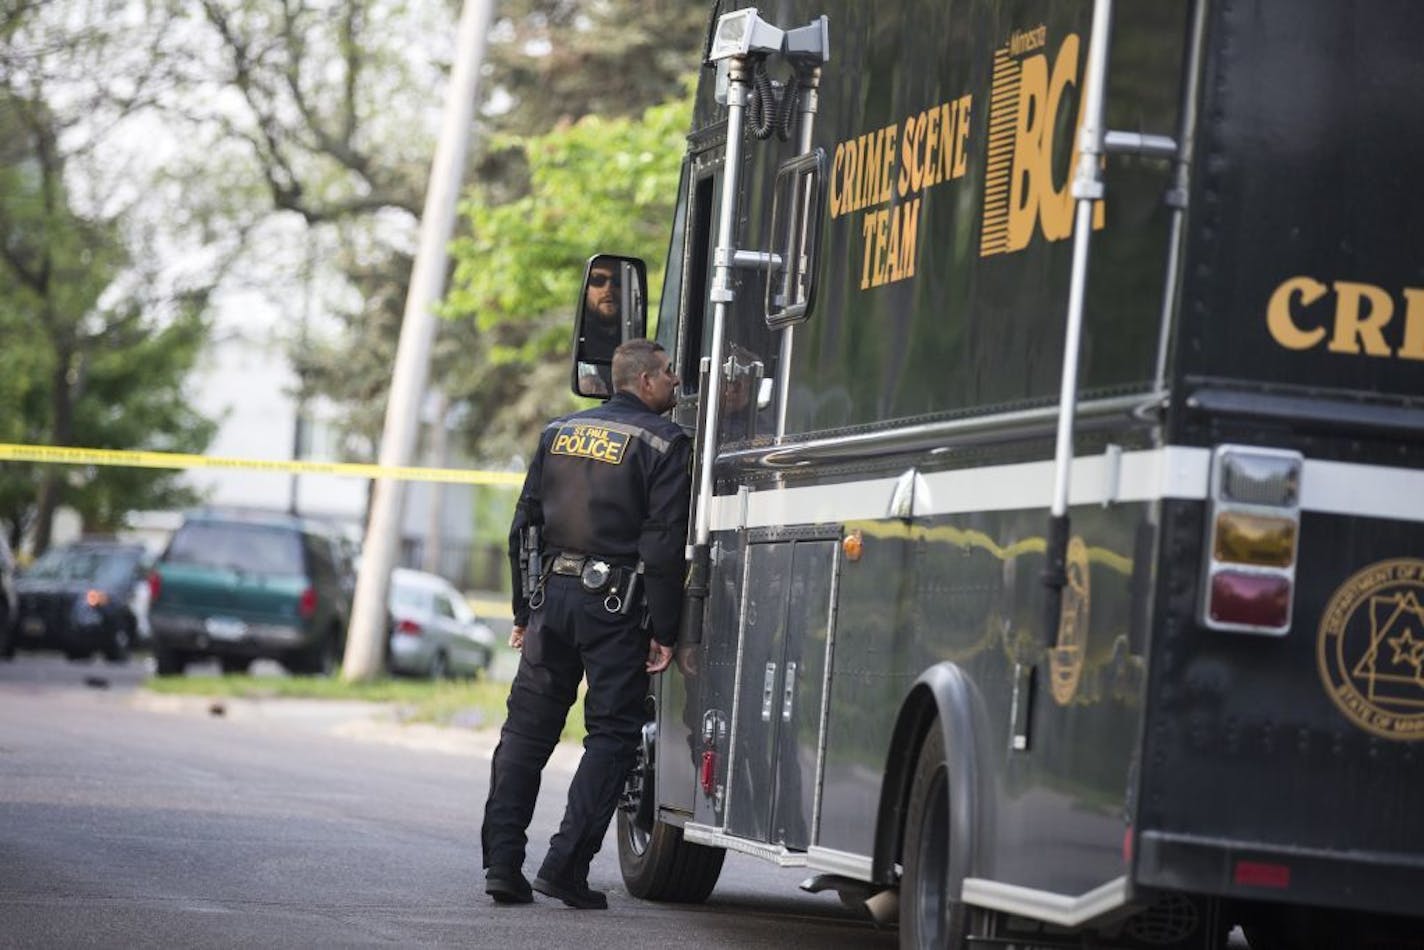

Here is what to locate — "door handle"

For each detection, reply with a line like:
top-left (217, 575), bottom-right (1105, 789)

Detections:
top-left (761, 662), bottom-right (777, 722)
top-left (782, 661), bottom-right (797, 722)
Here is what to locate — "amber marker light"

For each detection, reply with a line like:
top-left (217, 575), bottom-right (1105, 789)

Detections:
top-left (1213, 512), bottom-right (1296, 567)
top-left (85, 589), bottom-right (110, 608)
top-left (843, 529), bottom-right (864, 562)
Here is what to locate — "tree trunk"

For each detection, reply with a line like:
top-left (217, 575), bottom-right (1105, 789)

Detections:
top-left (33, 351), bottom-right (75, 555)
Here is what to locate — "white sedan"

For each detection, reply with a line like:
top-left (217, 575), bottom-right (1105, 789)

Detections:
top-left (386, 568), bottom-right (495, 679)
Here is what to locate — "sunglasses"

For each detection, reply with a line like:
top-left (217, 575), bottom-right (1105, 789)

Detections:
top-left (588, 273), bottom-right (621, 289)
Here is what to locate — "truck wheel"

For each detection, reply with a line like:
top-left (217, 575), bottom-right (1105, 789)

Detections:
top-left (616, 812), bottom-right (724, 902)
top-left (615, 729), bottom-right (724, 902)
top-left (153, 644), bottom-right (187, 677)
top-left (900, 720), bottom-right (972, 950)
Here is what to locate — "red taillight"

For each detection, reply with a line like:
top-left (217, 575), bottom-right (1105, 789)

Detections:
top-left (395, 618), bottom-right (422, 636)
top-left (147, 571), bottom-right (162, 603)
top-left (1209, 571), bottom-right (1292, 630)
top-left (699, 749), bottom-right (716, 795)
top-left (298, 587), bottom-right (317, 619)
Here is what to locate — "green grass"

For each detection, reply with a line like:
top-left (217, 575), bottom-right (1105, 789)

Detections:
top-left (145, 670), bottom-right (587, 743)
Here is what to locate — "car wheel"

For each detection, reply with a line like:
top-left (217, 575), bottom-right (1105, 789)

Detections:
top-left (0, 599), bottom-right (14, 660)
top-left (219, 656), bottom-right (251, 675)
top-left (288, 629), bottom-right (341, 677)
top-left (102, 621), bottom-right (134, 663)
top-left (153, 644), bottom-right (187, 676)
top-left (429, 651), bottom-right (450, 681)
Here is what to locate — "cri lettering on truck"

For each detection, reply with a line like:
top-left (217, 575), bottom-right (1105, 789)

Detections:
top-left (550, 423), bottom-right (630, 464)
top-left (828, 93), bottom-right (972, 290)
top-left (980, 26), bottom-right (1104, 258)
top-left (1266, 276), bottom-right (1424, 360)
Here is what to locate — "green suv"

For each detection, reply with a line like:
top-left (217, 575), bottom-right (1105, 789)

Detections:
top-left (148, 510), bottom-right (354, 676)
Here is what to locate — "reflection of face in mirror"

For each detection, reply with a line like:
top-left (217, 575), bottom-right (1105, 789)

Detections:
top-left (572, 254), bottom-right (647, 400)
top-left (581, 260), bottom-right (622, 363)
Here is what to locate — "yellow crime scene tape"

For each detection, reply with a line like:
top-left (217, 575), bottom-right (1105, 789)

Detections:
top-left (0, 443), bottom-right (524, 487)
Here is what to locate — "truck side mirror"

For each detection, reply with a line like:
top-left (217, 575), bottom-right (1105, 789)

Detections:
top-left (571, 254), bottom-right (648, 399)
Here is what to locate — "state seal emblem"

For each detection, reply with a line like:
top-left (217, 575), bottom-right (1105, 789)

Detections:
top-left (1317, 558), bottom-right (1424, 740)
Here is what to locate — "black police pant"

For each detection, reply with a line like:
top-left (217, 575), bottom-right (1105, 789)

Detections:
top-left (481, 574), bottom-right (649, 885)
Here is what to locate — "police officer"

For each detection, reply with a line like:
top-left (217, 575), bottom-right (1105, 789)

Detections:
top-left (482, 339), bottom-right (688, 910)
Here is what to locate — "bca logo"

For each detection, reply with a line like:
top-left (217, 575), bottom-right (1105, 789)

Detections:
top-left (980, 27), bottom-right (1104, 258)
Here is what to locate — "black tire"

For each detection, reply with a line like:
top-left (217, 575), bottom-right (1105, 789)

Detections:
top-left (219, 656), bottom-right (252, 675)
top-left (153, 644), bottom-right (187, 676)
top-left (615, 730), bottom-right (724, 902)
top-left (102, 621), bottom-right (134, 663)
top-left (288, 629), bottom-right (340, 677)
top-left (0, 598), bottom-right (14, 660)
top-left (617, 812), bottom-right (725, 902)
top-left (900, 720), bottom-right (971, 950)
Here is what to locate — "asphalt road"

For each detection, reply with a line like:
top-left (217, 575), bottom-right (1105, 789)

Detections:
top-left (0, 653), bottom-right (894, 949)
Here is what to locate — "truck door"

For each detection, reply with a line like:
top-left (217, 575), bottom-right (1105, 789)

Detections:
top-left (725, 530), bottom-right (840, 850)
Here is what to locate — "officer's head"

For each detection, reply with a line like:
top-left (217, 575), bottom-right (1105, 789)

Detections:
top-left (613, 339), bottom-right (679, 414)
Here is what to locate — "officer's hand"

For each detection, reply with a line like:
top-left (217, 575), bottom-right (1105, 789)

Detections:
top-left (646, 640), bottom-right (673, 674)
top-left (509, 625), bottom-right (526, 651)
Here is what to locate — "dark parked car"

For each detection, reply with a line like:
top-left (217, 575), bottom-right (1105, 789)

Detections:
top-left (148, 509), bottom-right (353, 676)
top-left (12, 541), bottom-right (149, 662)
top-left (0, 534), bottom-right (16, 659)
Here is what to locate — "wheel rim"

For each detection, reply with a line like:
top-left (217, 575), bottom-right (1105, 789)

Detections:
top-left (623, 812), bottom-right (650, 857)
top-left (619, 728), bottom-right (654, 858)
top-left (913, 764), bottom-right (951, 947)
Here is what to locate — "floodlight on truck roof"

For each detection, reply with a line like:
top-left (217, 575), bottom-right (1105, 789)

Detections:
top-left (706, 8), bottom-right (784, 62)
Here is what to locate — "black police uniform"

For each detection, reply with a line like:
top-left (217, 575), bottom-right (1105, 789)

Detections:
top-left (481, 390), bottom-right (690, 898)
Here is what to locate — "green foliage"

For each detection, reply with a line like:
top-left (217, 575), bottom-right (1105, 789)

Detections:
top-left (440, 92), bottom-right (692, 455)
top-left (447, 94), bottom-right (691, 358)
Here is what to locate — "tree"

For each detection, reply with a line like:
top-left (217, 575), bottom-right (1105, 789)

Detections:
top-left (170, 0), bottom-right (708, 466)
top-left (0, 92), bottom-right (215, 552)
top-left (441, 92), bottom-right (692, 459)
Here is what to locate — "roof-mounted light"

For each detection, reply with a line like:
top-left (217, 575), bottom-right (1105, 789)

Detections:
top-left (707, 8), bottom-right (785, 62)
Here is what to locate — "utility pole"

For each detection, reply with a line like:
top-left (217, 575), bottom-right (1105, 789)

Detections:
top-left (422, 390), bottom-right (449, 576)
top-left (342, 0), bottom-right (495, 681)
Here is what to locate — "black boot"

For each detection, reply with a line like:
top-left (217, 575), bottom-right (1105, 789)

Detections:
top-left (532, 875), bottom-right (608, 910)
top-left (485, 866), bottom-right (533, 905)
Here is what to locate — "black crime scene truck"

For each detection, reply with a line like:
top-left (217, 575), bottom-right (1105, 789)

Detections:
top-left (559, 1), bottom-right (1424, 947)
